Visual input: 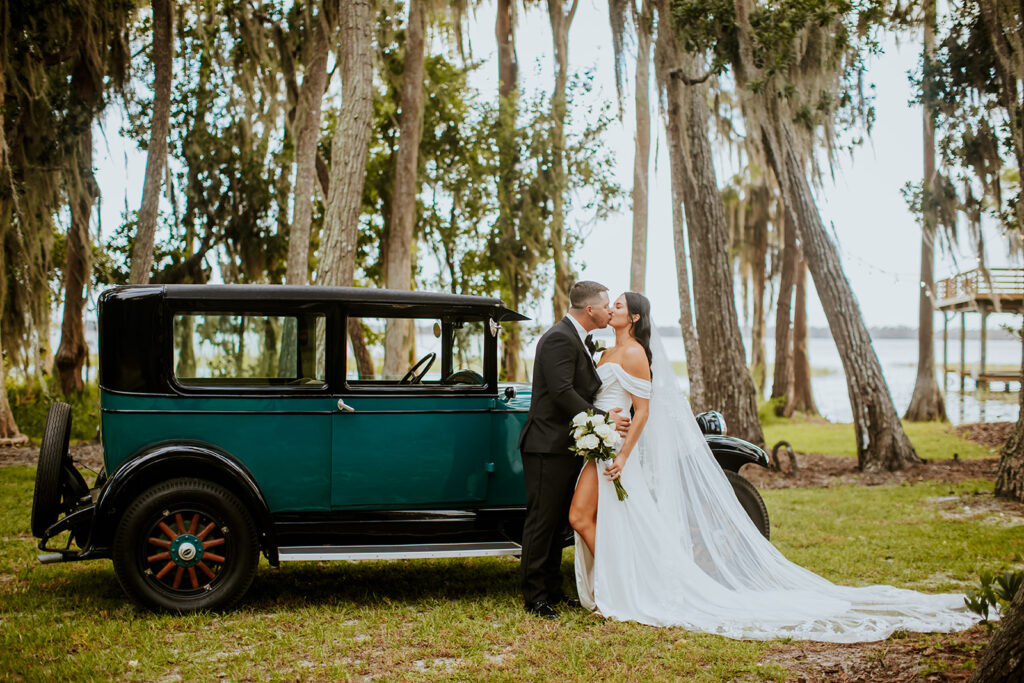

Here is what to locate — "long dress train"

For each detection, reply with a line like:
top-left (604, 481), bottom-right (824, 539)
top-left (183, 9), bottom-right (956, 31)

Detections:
top-left (573, 334), bottom-right (981, 642)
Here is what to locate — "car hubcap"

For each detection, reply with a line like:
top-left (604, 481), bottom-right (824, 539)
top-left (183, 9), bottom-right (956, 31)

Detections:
top-left (169, 534), bottom-right (203, 567)
top-left (146, 511), bottom-right (227, 591)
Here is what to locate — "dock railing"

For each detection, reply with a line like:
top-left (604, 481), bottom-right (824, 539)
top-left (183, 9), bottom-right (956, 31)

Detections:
top-left (936, 268), bottom-right (1024, 309)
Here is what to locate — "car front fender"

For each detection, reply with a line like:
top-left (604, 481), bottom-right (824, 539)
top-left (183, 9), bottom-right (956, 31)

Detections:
top-left (705, 435), bottom-right (771, 472)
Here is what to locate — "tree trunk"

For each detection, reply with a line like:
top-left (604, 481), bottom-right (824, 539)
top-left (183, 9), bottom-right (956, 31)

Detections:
top-left (731, 0), bottom-right (918, 470)
top-left (904, 0), bottom-right (947, 422)
top-left (653, 0), bottom-right (705, 408)
top-left (967, 583), bottom-right (1024, 682)
top-left (286, 10), bottom-right (329, 286)
top-left (496, 0), bottom-right (516, 99)
top-left (128, 0), bottom-right (173, 285)
top-left (771, 207), bottom-right (795, 404)
top-left (629, 0), bottom-right (652, 293)
top-left (381, 0), bottom-right (427, 379)
top-left (496, 0), bottom-right (524, 382)
top-left (319, 0), bottom-right (373, 289)
top-left (0, 336), bottom-right (27, 446)
top-left (994, 328), bottom-right (1024, 502)
top-left (750, 201), bottom-right (768, 395)
top-left (547, 0), bottom-right (578, 321)
top-left (784, 251), bottom-right (818, 416)
top-left (349, 318), bottom-right (375, 379)
top-left (670, 61), bottom-right (763, 446)
top-left (771, 127), bottom-right (919, 470)
top-left (55, 127), bottom-right (96, 396)
top-left (0, 34), bottom-right (22, 446)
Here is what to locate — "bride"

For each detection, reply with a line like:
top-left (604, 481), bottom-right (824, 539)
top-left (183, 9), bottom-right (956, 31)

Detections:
top-left (567, 291), bottom-right (981, 642)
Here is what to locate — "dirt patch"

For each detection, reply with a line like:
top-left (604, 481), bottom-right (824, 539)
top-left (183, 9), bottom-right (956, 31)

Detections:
top-left (0, 441), bottom-right (104, 472)
top-left (741, 451), bottom-right (1000, 490)
top-left (758, 626), bottom-right (989, 682)
top-left (952, 421), bottom-right (1016, 450)
top-left (929, 491), bottom-right (1024, 526)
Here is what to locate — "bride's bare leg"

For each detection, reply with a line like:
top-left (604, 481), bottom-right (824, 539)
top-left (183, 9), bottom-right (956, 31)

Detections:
top-left (569, 461), bottom-right (598, 555)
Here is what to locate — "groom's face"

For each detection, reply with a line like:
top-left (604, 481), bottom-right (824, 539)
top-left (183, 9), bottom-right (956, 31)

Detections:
top-left (583, 292), bottom-right (612, 329)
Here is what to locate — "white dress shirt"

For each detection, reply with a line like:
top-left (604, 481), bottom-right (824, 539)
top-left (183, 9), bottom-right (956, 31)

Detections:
top-left (564, 313), bottom-right (590, 348)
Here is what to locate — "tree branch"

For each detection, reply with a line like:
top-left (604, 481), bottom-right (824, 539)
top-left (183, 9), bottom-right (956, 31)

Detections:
top-left (668, 67), bottom-right (712, 85)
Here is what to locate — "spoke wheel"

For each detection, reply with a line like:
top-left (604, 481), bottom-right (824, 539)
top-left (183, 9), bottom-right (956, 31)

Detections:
top-left (113, 478), bottom-right (258, 612)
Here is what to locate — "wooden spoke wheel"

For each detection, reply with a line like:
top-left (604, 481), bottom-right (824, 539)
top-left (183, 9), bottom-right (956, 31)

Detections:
top-left (113, 478), bottom-right (258, 612)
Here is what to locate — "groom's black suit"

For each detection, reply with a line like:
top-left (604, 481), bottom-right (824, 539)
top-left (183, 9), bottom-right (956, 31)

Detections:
top-left (518, 316), bottom-right (604, 606)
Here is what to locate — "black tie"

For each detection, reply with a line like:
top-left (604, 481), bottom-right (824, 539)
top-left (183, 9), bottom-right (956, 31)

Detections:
top-left (584, 334), bottom-right (595, 354)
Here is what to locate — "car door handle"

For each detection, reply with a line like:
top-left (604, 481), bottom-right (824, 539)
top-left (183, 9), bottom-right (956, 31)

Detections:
top-left (337, 399), bottom-right (355, 412)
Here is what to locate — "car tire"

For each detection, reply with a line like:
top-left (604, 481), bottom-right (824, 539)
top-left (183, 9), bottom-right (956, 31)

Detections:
top-left (112, 478), bottom-right (259, 613)
top-left (31, 402), bottom-right (76, 538)
top-left (724, 470), bottom-right (770, 540)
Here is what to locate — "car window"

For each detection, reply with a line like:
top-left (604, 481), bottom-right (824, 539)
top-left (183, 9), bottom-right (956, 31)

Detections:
top-left (451, 320), bottom-right (486, 383)
top-left (173, 312), bottom-right (326, 387)
top-left (347, 316), bottom-right (485, 387)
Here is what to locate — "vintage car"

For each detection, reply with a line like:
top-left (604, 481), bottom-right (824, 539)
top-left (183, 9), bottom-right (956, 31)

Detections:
top-left (31, 285), bottom-right (771, 612)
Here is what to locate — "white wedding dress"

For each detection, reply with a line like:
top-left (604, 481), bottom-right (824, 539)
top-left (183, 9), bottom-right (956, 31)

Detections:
top-left (573, 331), bottom-right (981, 642)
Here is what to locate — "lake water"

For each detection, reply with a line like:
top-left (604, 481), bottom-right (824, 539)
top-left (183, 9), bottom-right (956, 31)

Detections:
top-left (535, 332), bottom-right (1021, 425)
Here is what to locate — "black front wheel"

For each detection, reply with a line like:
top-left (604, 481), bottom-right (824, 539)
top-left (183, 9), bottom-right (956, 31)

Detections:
top-left (112, 478), bottom-right (259, 612)
top-left (724, 470), bottom-right (770, 540)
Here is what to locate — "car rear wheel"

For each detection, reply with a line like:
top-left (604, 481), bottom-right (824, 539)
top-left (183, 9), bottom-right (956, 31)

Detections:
top-left (724, 470), bottom-right (770, 540)
top-left (31, 402), bottom-right (88, 539)
top-left (112, 478), bottom-right (259, 612)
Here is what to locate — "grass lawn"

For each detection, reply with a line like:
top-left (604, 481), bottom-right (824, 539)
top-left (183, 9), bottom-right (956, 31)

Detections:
top-left (762, 418), bottom-right (999, 461)
top-left (2, 465), bottom-right (1021, 681)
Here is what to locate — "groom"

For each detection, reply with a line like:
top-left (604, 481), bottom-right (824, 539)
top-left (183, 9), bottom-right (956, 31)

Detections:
top-left (517, 280), bottom-right (629, 618)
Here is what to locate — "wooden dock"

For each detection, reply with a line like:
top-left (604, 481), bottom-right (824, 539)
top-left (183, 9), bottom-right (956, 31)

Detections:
top-left (935, 268), bottom-right (1023, 392)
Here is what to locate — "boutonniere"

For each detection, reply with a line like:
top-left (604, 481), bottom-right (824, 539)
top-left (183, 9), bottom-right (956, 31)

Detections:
top-left (591, 340), bottom-right (607, 358)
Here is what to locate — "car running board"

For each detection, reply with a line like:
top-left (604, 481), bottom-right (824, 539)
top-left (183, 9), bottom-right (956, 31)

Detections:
top-left (277, 541), bottom-right (522, 562)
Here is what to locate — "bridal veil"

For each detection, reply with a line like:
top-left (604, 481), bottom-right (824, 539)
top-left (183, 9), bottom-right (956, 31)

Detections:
top-left (591, 327), bottom-right (981, 641)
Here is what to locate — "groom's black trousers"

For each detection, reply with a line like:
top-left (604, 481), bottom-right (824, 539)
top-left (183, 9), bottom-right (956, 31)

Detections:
top-left (520, 451), bottom-right (583, 604)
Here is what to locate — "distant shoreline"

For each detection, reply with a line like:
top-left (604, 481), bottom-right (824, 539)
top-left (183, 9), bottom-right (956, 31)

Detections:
top-left (648, 325), bottom-right (1020, 342)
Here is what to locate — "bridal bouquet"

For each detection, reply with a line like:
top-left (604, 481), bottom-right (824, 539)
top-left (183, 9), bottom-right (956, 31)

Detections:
top-left (570, 410), bottom-right (628, 500)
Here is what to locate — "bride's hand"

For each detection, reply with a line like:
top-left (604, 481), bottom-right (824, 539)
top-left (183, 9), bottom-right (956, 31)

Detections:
top-left (605, 454), bottom-right (628, 480)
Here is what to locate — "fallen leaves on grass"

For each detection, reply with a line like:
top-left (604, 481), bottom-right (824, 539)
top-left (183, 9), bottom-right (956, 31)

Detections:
top-left (742, 452), bottom-right (999, 490)
top-left (758, 626), bottom-right (988, 682)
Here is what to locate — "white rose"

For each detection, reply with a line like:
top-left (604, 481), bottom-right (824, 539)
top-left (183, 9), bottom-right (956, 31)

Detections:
top-left (608, 431), bottom-right (623, 447)
top-left (578, 433), bottom-right (600, 450)
top-left (572, 426), bottom-right (586, 440)
top-left (572, 412), bottom-right (589, 427)
top-left (593, 423), bottom-right (614, 441)
top-left (587, 414), bottom-right (602, 426)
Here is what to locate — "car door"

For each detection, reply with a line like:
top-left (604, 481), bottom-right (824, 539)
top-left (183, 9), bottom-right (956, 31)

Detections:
top-left (330, 314), bottom-right (494, 509)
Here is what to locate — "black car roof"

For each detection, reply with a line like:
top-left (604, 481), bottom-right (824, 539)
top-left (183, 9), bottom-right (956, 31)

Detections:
top-left (100, 284), bottom-right (530, 320)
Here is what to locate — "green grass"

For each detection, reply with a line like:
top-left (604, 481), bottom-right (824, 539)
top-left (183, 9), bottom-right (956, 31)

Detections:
top-left (2, 465), bottom-right (1020, 681)
top-left (762, 418), bottom-right (998, 460)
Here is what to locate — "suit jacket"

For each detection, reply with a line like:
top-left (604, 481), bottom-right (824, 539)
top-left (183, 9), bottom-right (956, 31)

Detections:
top-left (518, 317), bottom-right (604, 454)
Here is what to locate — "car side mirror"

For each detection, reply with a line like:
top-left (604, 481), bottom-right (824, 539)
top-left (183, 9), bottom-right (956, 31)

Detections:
top-left (503, 386), bottom-right (517, 402)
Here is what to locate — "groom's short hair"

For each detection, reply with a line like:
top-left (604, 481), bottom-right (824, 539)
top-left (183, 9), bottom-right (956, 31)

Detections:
top-left (569, 280), bottom-right (608, 308)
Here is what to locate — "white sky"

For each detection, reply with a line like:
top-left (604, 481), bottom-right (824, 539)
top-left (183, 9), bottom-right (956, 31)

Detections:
top-left (94, 0), bottom-right (1018, 330)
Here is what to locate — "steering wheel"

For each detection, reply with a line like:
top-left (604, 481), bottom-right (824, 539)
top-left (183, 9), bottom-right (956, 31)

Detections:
top-left (400, 352), bottom-right (437, 384)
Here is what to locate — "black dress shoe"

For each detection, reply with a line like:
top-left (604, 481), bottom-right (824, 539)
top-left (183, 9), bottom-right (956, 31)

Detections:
top-left (525, 601), bottom-right (560, 619)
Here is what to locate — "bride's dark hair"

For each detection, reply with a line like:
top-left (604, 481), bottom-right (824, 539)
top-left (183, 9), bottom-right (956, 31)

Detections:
top-left (624, 292), bottom-right (653, 370)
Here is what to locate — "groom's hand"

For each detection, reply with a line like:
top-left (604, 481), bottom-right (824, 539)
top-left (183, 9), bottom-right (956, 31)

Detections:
top-left (608, 408), bottom-right (630, 435)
